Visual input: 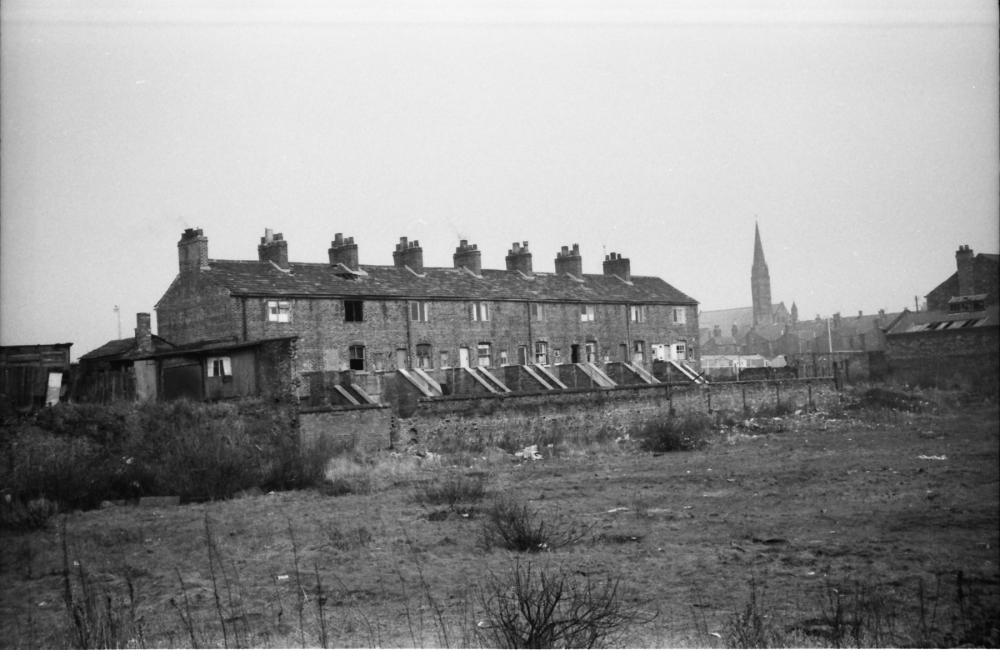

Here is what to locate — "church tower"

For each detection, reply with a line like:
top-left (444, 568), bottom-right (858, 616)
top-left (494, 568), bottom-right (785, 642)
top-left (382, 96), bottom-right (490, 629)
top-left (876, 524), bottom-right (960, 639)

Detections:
top-left (751, 223), bottom-right (773, 327)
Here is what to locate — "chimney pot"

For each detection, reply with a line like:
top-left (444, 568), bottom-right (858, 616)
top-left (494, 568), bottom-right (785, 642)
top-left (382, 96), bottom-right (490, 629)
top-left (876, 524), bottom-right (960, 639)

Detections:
top-left (258, 229), bottom-right (289, 269)
top-left (602, 251), bottom-right (631, 281)
top-left (454, 239), bottom-right (482, 274)
top-left (505, 239), bottom-right (533, 274)
top-left (393, 235), bottom-right (424, 272)
top-left (177, 228), bottom-right (209, 273)
top-left (329, 233), bottom-right (360, 269)
top-left (555, 243), bottom-right (583, 276)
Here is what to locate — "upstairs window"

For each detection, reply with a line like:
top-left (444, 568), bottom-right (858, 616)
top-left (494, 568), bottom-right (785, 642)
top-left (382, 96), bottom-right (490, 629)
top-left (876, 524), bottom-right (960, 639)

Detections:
top-left (344, 300), bottom-right (364, 322)
top-left (410, 301), bottom-right (430, 322)
top-left (672, 307), bottom-right (686, 324)
top-left (267, 300), bottom-right (291, 323)
top-left (348, 344), bottom-right (365, 371)
top-left (530, 303), bottom-right (545, 321)
top-left (580, 304), bottom-right (596, 322)
top-left (470, 301), bottom-right (491, 321)
top-left (477, 342), bottom-right (492, 367)
top-left (630, 305), bottom-right (646, 323)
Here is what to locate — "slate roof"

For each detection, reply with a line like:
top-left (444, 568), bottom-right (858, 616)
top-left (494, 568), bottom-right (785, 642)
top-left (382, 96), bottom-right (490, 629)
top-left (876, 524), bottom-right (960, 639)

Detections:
top-left (79, 335), bottom-right (175, 362)
top-left (698, 303), bottom-right (786, 335)
top-left (886, 305), bottom-right (999, 335)
top-left (192, 260), bottom-right (698, 305)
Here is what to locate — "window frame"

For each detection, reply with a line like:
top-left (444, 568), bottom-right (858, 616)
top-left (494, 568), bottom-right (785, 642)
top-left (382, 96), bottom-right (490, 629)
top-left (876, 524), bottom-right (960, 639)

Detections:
top-left (580, 304), bottom-right (596, 322)
top-left (415, 343), bottom-right (433, 369)
top-left (672, 307), bottom-right (687, 324)
top-left (208, 356), bottom-right (231, 378)
top-left (534, 340), bottom-right (549, 365)
top-left (348, 344), bottom-right (366, 371)
top-left (409, 301), bottom-right (430, 322)
top-left (344, 299), bottom-right (364, 322)
top-left (530, 302), bottom-right (545, 322)
top-left (477, 342), bottom-right (492, 367)
top-left (267, 300), bottom-right (291, 323)
top-left (470, 301), bottom-right (491, 322)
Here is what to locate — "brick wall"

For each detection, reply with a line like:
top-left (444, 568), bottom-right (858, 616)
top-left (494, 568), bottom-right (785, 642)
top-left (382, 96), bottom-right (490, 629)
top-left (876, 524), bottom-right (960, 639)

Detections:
top-left (156, 276), bottom-right (242, 345)
top-left (400, 379), bottom-right (838, 452)
top-left (886, 327), bottom-right (999, 388)
top-left (299, 405), bottom-right (392, 454)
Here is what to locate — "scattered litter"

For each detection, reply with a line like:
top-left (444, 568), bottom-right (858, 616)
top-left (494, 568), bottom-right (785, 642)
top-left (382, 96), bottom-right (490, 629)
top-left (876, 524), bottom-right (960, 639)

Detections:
top-left (514, 444), bottom-right (542, 460)
top-left (918, 455), bottom-right (947, 461)
top-left (38, 601), bottom-right (47, 607)
top-left (607, 507), bottom-right (629, 513)
top-left (709, 632), bottom-right (723, 639)
top-left (806, 571), bottom-right (817, 576)
top-left (276, 574), bottom-right (290, 581)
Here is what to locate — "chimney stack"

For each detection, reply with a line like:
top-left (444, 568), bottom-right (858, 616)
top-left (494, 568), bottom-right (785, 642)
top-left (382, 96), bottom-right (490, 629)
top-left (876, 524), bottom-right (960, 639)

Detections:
top-left (956, 244), bottom-right (975, 296)
top-left (135, 312), bottom-right (153, 353)
top-left (258, 228), bottom-right (289, 269)
top-left (453, 240), bottom-right (482, 275)
top-left (328, 233), bottom-right (359, 269)
top-left (177, 228), bottom-right (209, 273)
top-left (554, 243), bottom-right (583, 277)
top-left (505, 241), bottom-right (533, 274)
top-left (713, 324), bottom-right (722, 339)
top-left (602, 252), bottom-right (631, 281)
top-left (393, 236), bottom-right (424, 272)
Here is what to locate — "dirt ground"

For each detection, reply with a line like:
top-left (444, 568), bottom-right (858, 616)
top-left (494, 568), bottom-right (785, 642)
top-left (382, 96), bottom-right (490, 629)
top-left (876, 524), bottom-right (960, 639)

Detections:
top-left (2, 398), bottom-right (998, 647)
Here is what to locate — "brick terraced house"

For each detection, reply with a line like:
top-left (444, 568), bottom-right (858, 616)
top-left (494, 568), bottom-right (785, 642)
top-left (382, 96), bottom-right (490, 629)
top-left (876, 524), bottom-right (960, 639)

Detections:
top-left (155, 228), bottom-right (700, 398)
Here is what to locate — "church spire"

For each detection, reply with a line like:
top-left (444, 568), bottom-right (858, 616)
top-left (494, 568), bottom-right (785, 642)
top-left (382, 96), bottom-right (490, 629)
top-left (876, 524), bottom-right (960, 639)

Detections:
top-left (751, 222), bottom-right (773, 327)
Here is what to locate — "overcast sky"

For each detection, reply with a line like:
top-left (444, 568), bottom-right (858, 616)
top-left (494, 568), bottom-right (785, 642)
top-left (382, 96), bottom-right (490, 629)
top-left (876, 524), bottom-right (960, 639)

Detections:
top-left (2, 0), bottom-right (997, 360)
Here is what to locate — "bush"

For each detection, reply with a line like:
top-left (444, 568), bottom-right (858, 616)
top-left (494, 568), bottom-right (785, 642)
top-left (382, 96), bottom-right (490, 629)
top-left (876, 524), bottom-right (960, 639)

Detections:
top-left (636, 414), bottom-right (712, 453)
top-left (481, 496), bottom-right (589, 552)
top-left (474, 561), bottom-right (636, 648)
top-left (0, 399), bottom-right (315, 524)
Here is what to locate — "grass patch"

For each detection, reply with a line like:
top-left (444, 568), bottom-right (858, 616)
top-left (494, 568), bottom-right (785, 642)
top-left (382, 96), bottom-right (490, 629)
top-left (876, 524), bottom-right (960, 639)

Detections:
top-left (636, 413), bottom-right (713, 453)
top-left (415, 471), bottom-right (488, 508)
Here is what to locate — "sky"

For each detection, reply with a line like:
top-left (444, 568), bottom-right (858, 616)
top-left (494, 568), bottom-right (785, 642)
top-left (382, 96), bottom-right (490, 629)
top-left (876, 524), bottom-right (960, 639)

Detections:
top-left (2, 0), bottom-right (997, 360)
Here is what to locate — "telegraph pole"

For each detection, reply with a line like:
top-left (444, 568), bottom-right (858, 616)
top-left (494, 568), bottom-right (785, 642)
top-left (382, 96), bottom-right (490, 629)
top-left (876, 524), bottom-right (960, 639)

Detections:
top-left (114, 305), bottom-right (121, 339)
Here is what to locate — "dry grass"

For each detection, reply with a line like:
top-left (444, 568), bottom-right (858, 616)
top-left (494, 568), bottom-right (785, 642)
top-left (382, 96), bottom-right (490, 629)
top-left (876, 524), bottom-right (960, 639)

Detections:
top-left (1, 393), bottom-right (997, 648)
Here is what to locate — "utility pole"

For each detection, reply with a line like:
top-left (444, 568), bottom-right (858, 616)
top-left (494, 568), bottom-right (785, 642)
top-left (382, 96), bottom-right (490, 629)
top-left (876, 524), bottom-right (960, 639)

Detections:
top-left (114, 305), bottom-right (121, 339)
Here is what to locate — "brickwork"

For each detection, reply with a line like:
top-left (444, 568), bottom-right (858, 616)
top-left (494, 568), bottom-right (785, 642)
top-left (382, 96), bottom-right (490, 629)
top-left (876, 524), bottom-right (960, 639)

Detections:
top-left (401, 379), bottom-right (838, 452)
top-left (886, 327), bottom-right (999, 387)
top-left (299, 405), bottom-right (391, 454)
top-left (156, 276), bottom-right (241, 345)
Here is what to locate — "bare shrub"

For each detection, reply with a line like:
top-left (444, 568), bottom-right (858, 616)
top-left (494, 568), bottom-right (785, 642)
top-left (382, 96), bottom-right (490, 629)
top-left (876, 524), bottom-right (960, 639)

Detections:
top-left (480, 496), bottom-right (590, 552)
top-left (636, 414), bottom-right (712, 453)
top-left (726, 577), bottom-right (778, 649)
top-left (474, 560), bottom-right (637, 648)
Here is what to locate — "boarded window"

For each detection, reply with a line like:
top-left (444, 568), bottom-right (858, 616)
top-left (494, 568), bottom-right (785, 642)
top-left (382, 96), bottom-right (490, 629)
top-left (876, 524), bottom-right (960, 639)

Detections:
top-left (345, 300), bottom-right (364, 322)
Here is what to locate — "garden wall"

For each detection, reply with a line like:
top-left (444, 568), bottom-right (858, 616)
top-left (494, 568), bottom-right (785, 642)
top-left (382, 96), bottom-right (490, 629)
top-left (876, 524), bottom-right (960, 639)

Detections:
top-left (299, 404), bottom-right (392, 454)
top-left (399, 379), bottom-right (839, 452)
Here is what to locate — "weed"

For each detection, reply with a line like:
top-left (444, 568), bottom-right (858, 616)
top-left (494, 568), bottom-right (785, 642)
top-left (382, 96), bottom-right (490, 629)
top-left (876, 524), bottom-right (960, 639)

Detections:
top-left (726, 576), bottom-right (777, 649)
top-left (480, 496), bottom-right (590, 552)
top-left (474, 560), bottom-right (637, 648)
top-left (324, 525), bottom-right (373, 551)
top-left (636, 413), bottom-right (712, 453)
top-left (415, 471), bottom-right (487, 508)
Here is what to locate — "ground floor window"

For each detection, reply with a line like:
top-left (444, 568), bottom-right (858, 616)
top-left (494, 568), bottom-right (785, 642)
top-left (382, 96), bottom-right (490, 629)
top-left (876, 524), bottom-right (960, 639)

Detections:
top-left (477, 342), bottom-right (492, 367)
top-left (208, 356), bottom-right (231, 377)
top-left (535, 341), bottom-right (549, 364)
top-left (349, 344), bottom-right (365, 371)
top-left (585, 341), bottom-right (598, 363)
top-left (416, 343), bottom-right (432, 368)
top-left (632, 340), bottom-right (645, 364)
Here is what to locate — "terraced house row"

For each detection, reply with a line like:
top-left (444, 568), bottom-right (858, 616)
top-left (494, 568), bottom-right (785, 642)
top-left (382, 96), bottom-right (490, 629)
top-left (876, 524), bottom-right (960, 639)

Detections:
top-left (154, 228), bottom-right (700, 399)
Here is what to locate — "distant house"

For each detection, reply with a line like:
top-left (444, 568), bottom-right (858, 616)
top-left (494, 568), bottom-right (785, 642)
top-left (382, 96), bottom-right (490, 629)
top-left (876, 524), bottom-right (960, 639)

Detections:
top-left (885, 244), bottom-right (999, 388)
top-left (0, 343), bottom-right (73, 412)
top-left (77, 313), bottom-right (174, 402)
